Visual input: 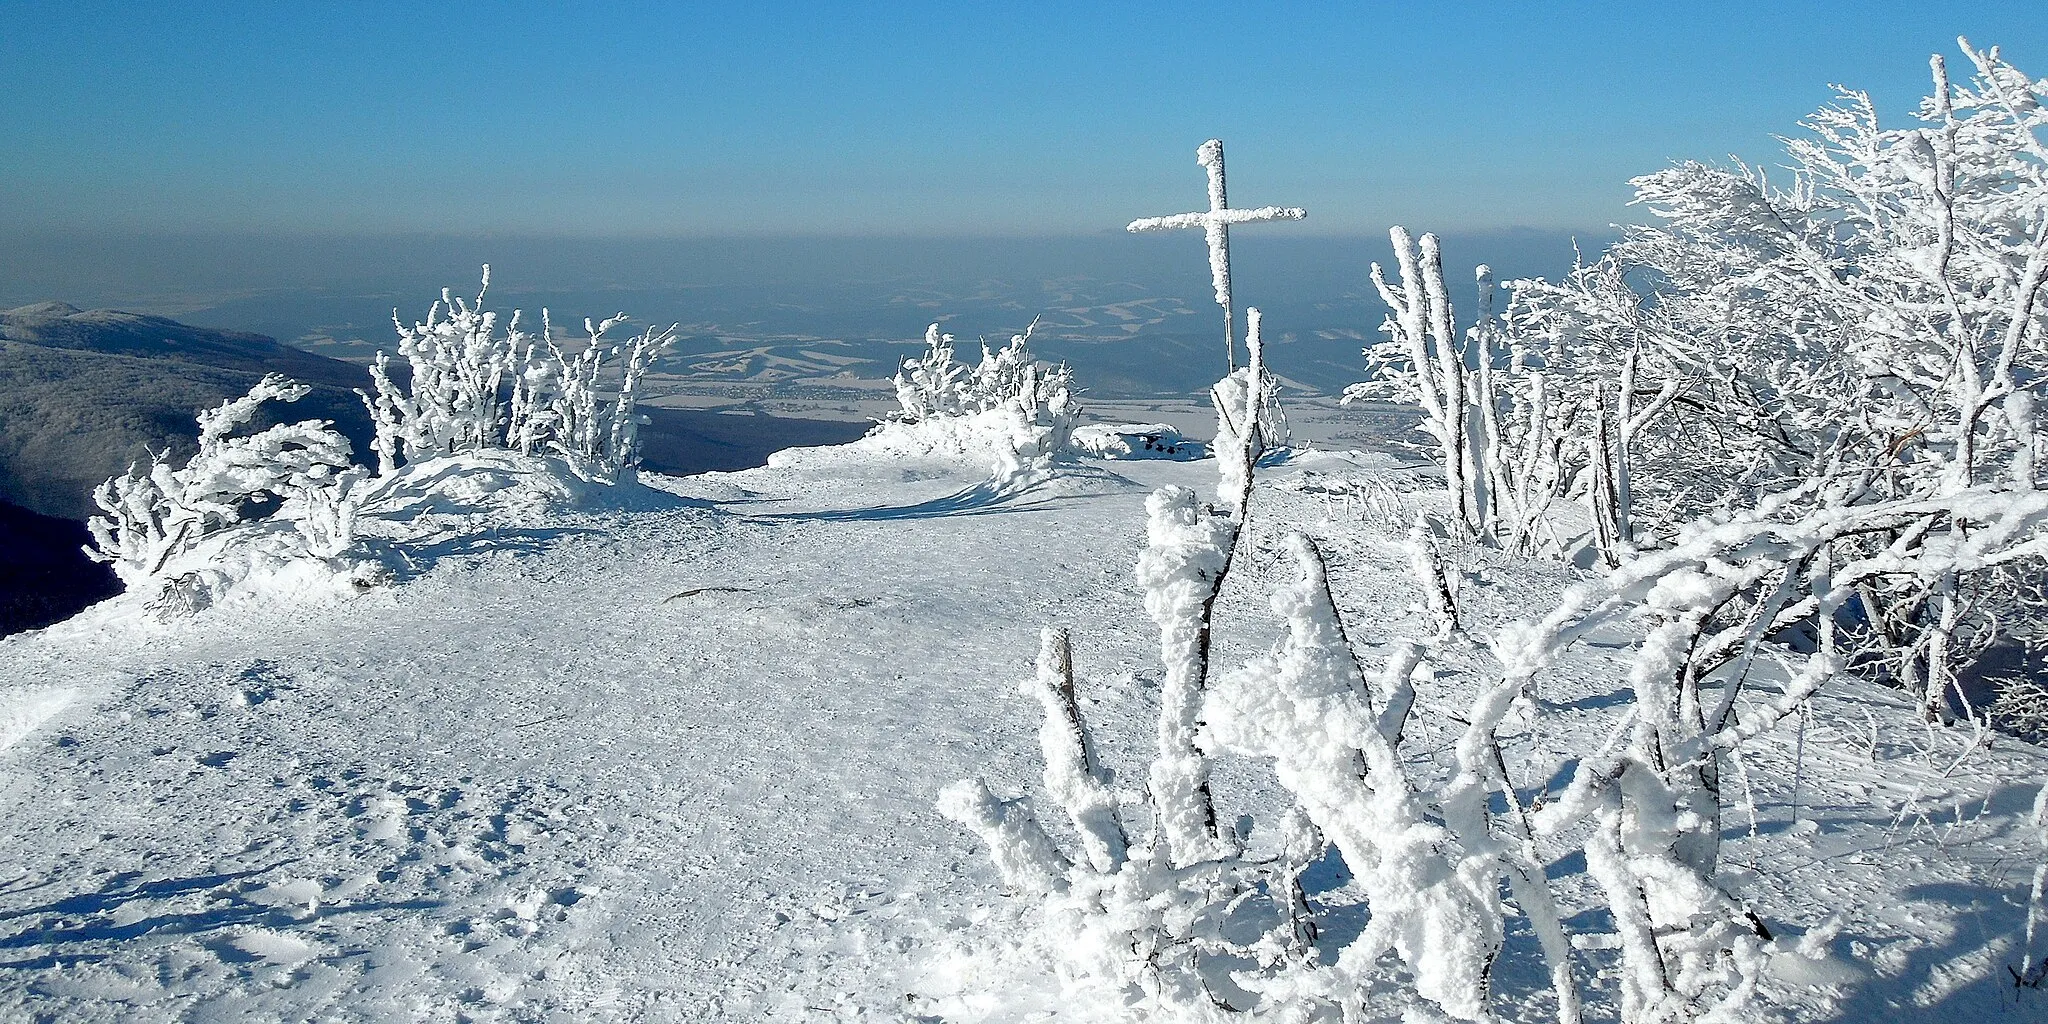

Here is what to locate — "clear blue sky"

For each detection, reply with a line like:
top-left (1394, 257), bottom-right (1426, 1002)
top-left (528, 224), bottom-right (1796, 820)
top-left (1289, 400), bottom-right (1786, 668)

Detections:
top-left (4, 1), bottom-right (2046, 238)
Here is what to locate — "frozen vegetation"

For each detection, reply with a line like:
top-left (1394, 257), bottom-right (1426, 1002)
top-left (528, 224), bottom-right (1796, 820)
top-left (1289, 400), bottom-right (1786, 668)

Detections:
top-left (0, 37), bottom-right (2045, 1024)
top-left (941, 41), bottom-right (2048, 1023)
top-left (74, 271), bottom-right (680, 618)
top-left (870, 320), bottom-right (1079, 480)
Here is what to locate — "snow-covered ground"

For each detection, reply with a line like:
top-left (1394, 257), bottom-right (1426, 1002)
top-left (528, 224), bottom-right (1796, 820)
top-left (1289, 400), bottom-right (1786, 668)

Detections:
top-left (2, 437), bottom-right (2045, 1021)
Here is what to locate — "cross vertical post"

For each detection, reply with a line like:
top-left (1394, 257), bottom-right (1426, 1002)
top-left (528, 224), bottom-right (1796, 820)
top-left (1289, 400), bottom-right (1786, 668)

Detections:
top-left (1203, 142), bottom-right (1234, 372)
top-left (1127, 139), bottom-right (1306, 372)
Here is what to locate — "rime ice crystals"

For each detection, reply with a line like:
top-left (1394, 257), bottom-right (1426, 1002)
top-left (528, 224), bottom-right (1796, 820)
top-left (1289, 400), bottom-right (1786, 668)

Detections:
top-left (1128, 139), bottom-right (1306, 371)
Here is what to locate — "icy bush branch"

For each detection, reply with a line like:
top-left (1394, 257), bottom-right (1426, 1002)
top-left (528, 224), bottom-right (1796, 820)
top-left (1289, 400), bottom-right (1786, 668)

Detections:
top-left (1136, 486), bottom-right (1239, 868)
top-left (1024, 626), bottom-right (1127, 874)
top-left (1205, 534), bottom-right (1511, 1021)
top-left (88, 374), bottom-right (359, 589)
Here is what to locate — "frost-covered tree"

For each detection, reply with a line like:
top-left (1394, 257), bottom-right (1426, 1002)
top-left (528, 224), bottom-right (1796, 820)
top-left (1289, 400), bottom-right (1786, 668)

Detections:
top-left (87, 375), bottom-right (357, 585)
top-left (1602, 41), bottom-right (2048, 720)
top-left (1360, 41), bottom-right (2048, 720)
top-left (1558, 40), bottom-right (2048, 721)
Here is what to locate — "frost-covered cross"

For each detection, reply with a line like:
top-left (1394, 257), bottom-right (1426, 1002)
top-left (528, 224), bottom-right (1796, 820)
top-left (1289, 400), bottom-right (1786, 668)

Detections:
top-left (1127, 139), bottom-right (1305, 371)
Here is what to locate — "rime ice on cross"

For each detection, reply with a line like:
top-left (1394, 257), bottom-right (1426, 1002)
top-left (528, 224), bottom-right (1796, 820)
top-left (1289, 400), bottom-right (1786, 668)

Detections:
top-left (1127, 139), bottom-right (1305, 370)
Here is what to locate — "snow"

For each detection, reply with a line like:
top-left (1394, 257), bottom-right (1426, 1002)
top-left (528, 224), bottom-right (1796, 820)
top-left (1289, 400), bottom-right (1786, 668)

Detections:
top-left (4, 433), bottom-right (2048, 1021)
top-left (0, 685), bottom-right (75, 753)
top-left (1070, 423), bottom-right (1204, 461)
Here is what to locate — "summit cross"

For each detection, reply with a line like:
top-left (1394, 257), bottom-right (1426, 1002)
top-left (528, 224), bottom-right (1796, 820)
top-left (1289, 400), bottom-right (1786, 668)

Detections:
top-left (1127, 139), bottom-right (1306, 371)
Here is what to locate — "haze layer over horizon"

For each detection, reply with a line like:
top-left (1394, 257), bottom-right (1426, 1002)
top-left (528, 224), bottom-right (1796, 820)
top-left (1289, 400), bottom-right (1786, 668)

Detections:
top-left (7, 2), bottom-right (2047, 245)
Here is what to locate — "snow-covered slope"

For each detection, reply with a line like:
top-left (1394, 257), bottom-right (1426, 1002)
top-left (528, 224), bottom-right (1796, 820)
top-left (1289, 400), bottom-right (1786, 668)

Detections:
top-left (0, 441), bottom-right (2043, 1021)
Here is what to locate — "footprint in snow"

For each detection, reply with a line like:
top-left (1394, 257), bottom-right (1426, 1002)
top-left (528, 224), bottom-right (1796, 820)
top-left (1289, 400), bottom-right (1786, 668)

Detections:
top-left (214, 926), bottom-right (322, 965)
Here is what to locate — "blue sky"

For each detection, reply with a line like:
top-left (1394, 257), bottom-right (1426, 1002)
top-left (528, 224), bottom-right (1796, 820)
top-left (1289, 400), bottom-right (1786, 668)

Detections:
top-left (4, 2), bottom-right (2046, 238)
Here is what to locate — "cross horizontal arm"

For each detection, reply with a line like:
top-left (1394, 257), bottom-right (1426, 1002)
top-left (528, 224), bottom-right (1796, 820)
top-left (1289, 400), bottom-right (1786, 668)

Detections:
top-left (1125, 213), bottom-right (1211, 233)
top-left (1126, 206), bottom-right (1308, 233)
top-left (1213, 206), bottom-right (1307, 226)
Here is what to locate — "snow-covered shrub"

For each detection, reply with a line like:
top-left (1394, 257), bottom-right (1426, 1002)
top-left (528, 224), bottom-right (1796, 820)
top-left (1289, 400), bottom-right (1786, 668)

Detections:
top-left (360, 267), bottom-right (676, 482)
top-left (992, 355), bottom-right (1080, 479)
top-left (965, 320), bottom-right (1040, 413)
top-left (1208, 535), bottom-right (1524, 1022)
top-left (291, 466), bottom-right (372, 560)
top-left (1281, 467), bottom-right (1409, 534)
top-left (512, 309), bottom-right (672, 481)
top-left (941, 371), bottom-right (1834, 1020)
top-left (881, 320), bottom-right (1080, 477)
top-left (87, 374), bottom-right (357, 587)
top-left (79, 270), bottom-right (676, 620)
top-left (941, 489), bottom-right (1592, 1020)
top-left (893, 324), bottom-right (973, 422)
top-left (892, 321), bottom-right (1075, 426)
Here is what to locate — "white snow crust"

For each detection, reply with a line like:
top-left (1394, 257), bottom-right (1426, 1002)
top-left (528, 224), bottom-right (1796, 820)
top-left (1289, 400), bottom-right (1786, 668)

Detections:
top-left (2, 435), bottom-right (2046, 1022)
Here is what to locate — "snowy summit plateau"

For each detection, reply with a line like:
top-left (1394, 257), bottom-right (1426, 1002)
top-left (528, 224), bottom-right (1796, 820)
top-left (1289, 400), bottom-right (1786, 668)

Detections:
top-left (6, 38), bottom-right (2048, 1024)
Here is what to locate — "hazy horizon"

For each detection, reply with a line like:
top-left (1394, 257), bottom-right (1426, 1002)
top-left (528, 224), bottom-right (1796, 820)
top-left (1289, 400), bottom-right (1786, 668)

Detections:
top-left (0, 226), bottom-right (1603, 313)
top-left (0, 229), bottom-right (1606, 401)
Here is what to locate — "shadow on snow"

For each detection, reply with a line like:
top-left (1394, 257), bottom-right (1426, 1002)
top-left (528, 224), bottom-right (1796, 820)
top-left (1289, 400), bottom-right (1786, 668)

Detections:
top-left (0, 862), bottom-right (444, 969)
